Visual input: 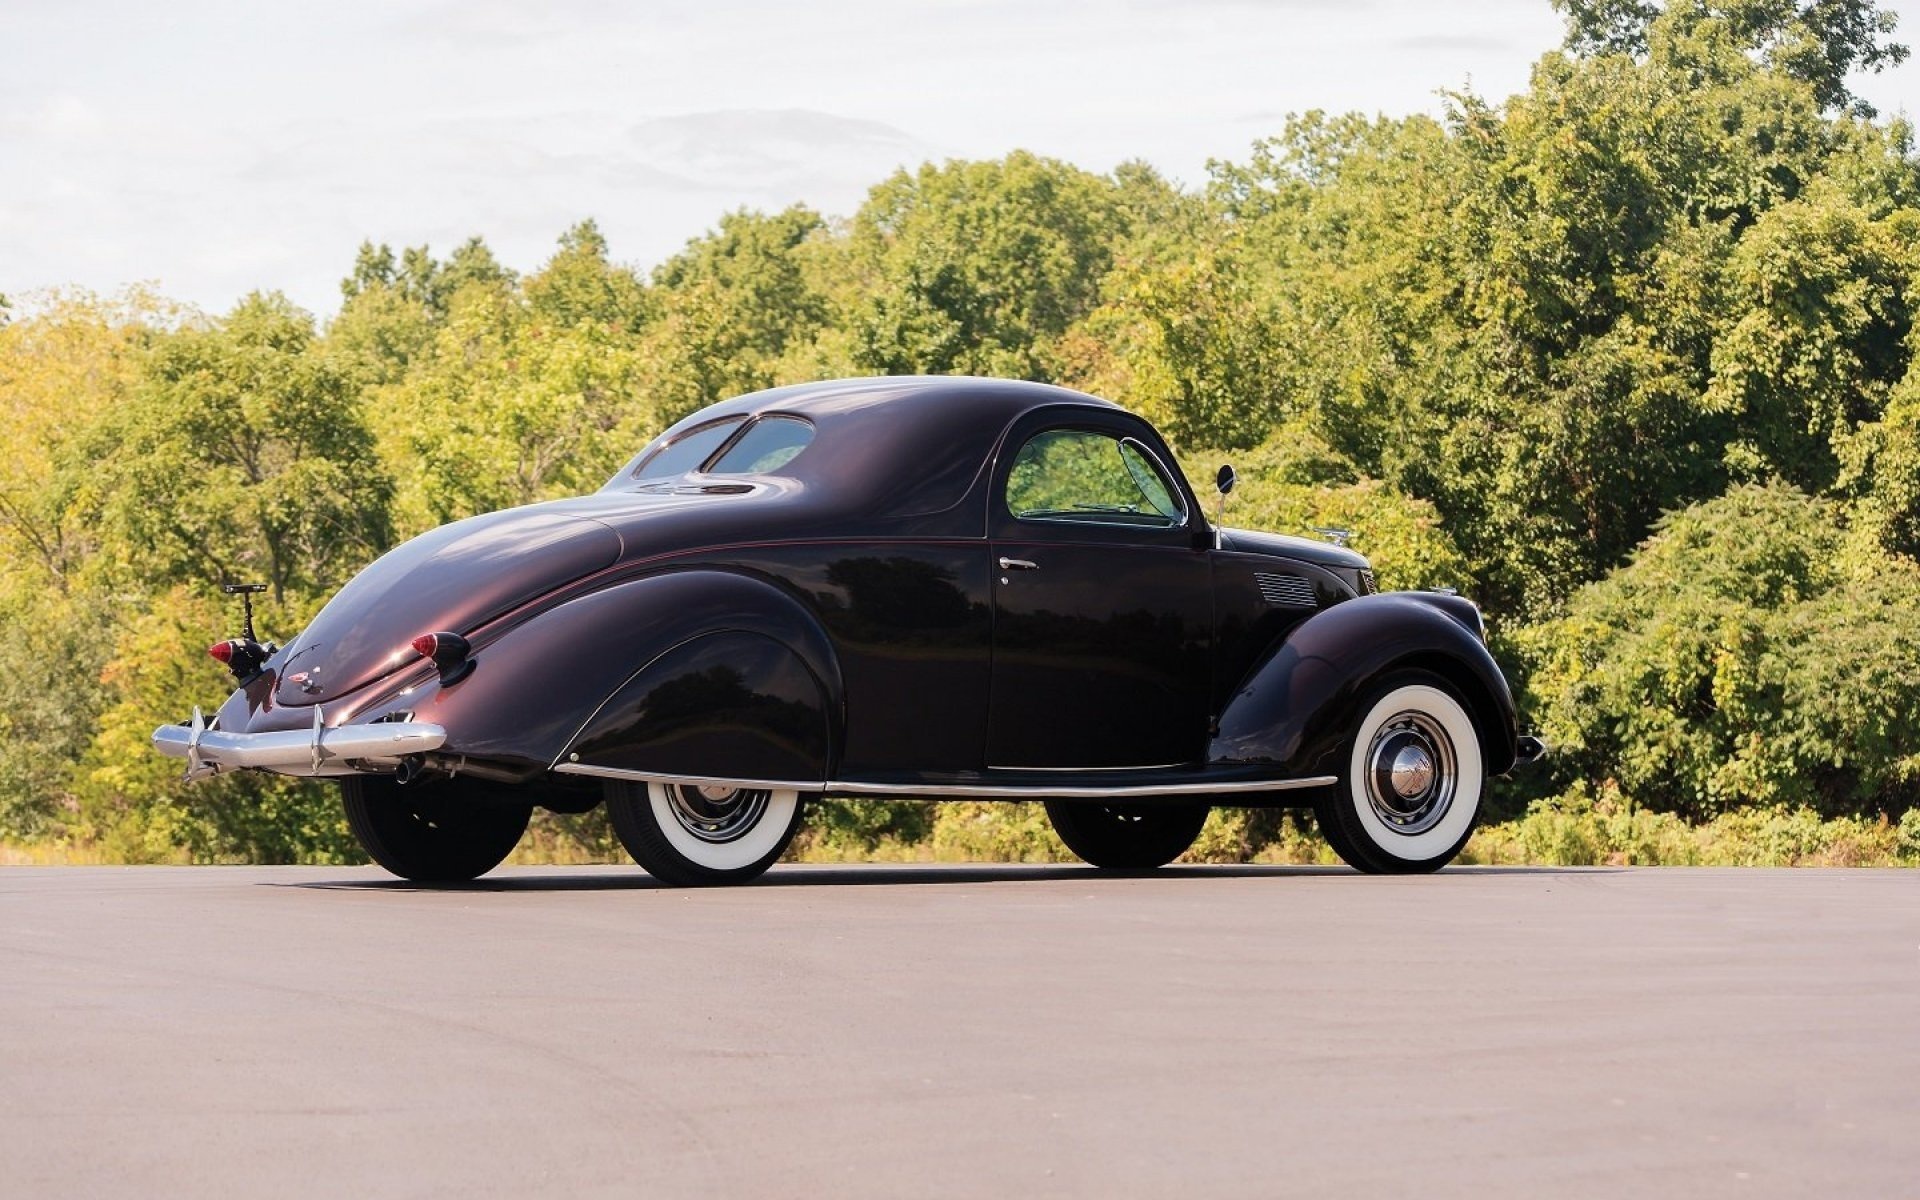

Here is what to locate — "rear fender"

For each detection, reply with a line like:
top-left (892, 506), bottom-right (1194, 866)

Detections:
top-left (1210, 593), bottom-right (1518, 779)
top-left (561, 630), bottom-right (833, 784)
top-left (367, 570), bottom-right (843, 778)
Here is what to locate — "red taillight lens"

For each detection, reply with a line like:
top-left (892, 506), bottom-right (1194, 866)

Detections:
top-left (208, 640), bottom-right (235, 664)
top-left (411, 631), bottom-right (475, 687)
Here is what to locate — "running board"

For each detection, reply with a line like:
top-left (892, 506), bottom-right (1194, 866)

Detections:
top-left (551, 763), bottom-right (1337, 800)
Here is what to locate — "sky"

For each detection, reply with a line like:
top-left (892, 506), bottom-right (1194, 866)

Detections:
top-left (3, 0), bottom-right (1916, 318)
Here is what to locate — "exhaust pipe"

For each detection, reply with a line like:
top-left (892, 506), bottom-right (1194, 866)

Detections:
top-left (395, 754), bottom-right (427, 785)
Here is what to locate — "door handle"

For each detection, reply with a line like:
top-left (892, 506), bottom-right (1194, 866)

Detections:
top-left (997, 557), bottom-right (1039, 571)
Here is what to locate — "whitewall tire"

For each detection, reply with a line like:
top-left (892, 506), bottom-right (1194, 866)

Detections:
top-left (605, 780), bottom-right (805, 886)
top-left (1314, 672), bottom-right (1484, 873)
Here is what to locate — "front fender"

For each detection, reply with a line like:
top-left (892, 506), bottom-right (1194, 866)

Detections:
top-left (1209, 592), bottom-right (1518, 779)
top-left (363, 569), bottom-right (844, 778)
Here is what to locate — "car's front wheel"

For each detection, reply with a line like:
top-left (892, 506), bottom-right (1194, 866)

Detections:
top-left (1313, 670), bottom-right (1484, 874)
top-left (605, 781), bottom-right (806, 886)
top-left (1044, 800), bottom-right (1209, 869)
top-left (340, 776), bottom-right (531, 882)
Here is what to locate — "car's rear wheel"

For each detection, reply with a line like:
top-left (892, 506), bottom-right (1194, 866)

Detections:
top-left (1313, 670), bottom-right (1484, 874)
top-left (605, 780), bottom-right (806, 886)
top-left (1044, 800), bottom-right (1209, 869)
top-left (340, 776), bottom-right (531, 882)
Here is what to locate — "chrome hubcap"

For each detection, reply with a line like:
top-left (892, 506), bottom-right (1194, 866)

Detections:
top-left (664, 784), bottom-right (771, 844)
top-left (1364, 713), bottom-right (1456, 835)
top-left (1389, 745), bottom-right (1435, 798)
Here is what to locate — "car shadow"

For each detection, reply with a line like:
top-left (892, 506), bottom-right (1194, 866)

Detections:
top-left (265, 862), bottom-right (1612, 893)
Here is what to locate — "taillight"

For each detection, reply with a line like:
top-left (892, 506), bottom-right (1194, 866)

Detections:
top-left (412, 631), bottom-right (476, 687)
top-left (209, 638), bottom-right (267, 682)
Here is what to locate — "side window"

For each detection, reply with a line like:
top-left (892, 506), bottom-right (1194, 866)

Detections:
top-left (1004, 429), bottom-right (1188, 528)
top-left (635, 418), bottom-right (744, 479)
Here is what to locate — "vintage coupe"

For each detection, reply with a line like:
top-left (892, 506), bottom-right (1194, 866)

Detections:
top-left (155, 376), bottom-right (1541, 883)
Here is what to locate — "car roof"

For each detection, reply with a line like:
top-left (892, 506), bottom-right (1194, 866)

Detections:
top-left (691, 375), bottom-right (1119, 426)
top-left (614, 376), bottom-right (1132, 520)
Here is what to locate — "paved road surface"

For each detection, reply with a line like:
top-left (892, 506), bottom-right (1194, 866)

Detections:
top-left (2, 864), bottom-right (1915, 1198)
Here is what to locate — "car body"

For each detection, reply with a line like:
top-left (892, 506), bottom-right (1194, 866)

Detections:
top-left (155, 376), bottom-right (1542, 882)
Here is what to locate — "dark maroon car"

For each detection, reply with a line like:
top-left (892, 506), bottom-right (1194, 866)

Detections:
top-left (155, 376), bottom-right (1541, 883)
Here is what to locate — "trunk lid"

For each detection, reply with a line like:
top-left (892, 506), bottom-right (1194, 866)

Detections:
top-left (273, 504), bottom-right (622, 706)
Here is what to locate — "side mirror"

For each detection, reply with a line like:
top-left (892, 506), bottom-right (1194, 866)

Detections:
top-left (1210, 465), bottom-right (1236, 548)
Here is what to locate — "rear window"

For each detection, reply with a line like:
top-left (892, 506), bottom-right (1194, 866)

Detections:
top-left (635, 419), bottom-right (745, 479)
top-left (709, 416), bottom-right (814, 475)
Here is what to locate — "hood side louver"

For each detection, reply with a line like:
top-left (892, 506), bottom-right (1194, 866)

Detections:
top-left (1255, 572), bottom-right (1318, 609)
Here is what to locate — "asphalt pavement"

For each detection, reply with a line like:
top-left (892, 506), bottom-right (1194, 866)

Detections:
top-left (2, 864), bottom-right (1915, 1198)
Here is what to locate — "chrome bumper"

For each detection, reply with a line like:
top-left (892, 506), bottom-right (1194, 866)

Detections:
top-left (151, 707), bottom-right (448, 781)
top-left (1514, 735), bottom-right (1548, 767)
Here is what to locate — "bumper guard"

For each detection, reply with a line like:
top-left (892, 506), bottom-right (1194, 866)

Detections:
top-left (1513, 734), bottom-right (1548, 767)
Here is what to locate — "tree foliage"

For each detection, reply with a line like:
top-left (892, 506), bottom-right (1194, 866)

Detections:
top-left (850, 152), bottom-right (1129, 378)
top-left (80, 293), bottom-right (395, 603)
top-left (1, 3), bottom-right (1916, 857)
top-left (1522, 485), bottom-right (1920, 817)
top-left (1558, 0), bottom-right (1909, 114)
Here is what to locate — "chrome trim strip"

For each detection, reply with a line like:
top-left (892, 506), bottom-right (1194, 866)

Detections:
top-left (554, 766), bottom-right (826, 791)
top-left (995, 761), bottom-right (1189, 773)
top-left (552, 762), bottom-right (1336, 799)
top-left (835, 777), bottom-right (1338, 799)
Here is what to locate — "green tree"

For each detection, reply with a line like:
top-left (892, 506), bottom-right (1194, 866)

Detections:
top-left (850, 152), bottom-right (1128, 378)
top-left (1522, 484), bottom-right (1920, 817)
top-left (525, 219), bottom-right (651, 330)
top-left (1196, 427), bottom-right (1473, 595)
top-left (634, 207), bottom-right (839, 423)
top-left (331, 237), bottom-right (515, 385)
top-left (0, 288), bottom-right (174, 590)
top-left (1705, 188), bottom-right (1914, 490)
top-left (654, 206), bottom-right (828, 362)
top-left (1070, 247), bottom-right (1294, 452)
top-left (73, 585), bottom-right (358, 863)
top-left (0, 290), bottom-right (178, 839)
top-left (382, 229), bottom-right (655, 525)
top-left (80, 293), bottom-right (395, 604)
top-left (1557, 0), bottom-right (1909, 114)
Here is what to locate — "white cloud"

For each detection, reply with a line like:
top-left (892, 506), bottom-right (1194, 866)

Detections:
top-left (1, 0), bottom-right (1914, 316)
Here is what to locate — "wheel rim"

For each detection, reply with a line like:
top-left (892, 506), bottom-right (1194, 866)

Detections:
top-left (1362, 711), bottom-right (1457, 836)
top-left (662, 784), bottom-right (772, 844)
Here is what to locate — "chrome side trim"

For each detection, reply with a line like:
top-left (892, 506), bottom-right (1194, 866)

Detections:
top-left (554, 766), bottom-right (824, 791)
top-left (558, 766), bottom-right (825, 791)
top-left (552, 762), bottom-right (1336, 799)
top-left (995, 761), bottom-right (1189, 773)
top-left (836, 776), bottom-right (1338, 799)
